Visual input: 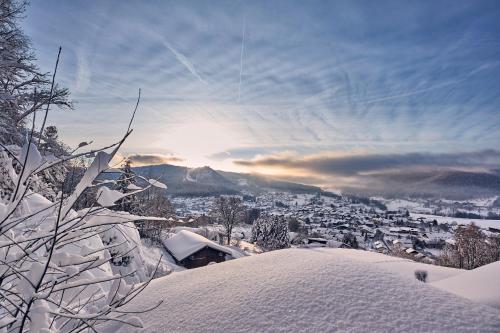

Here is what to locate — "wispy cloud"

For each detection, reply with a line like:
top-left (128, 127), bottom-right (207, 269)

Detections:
top-left (73, 48), bottom-right (91, 93)
top-left (24, 0), bottom-right (500, 166)
top-left (237, 17), bottom-right (246, 102)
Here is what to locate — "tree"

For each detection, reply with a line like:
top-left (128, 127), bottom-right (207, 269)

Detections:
top-left (0, 0), bottom-right (72, 145)
top-left (288, 217), bottom-right (301, 232)
top-left (0, 130), bottom-right (166, 331)
top-left (115, 159), bottom-right (136, 212)
top-left (440, 223), bottom-right (499, 269)
top-left (243, 207), bottom-right (260, 224)
top-left (0, 3), bottom-right (166, 329)
top-left (135, 187), bottom-right (175, 243)
top-left (212, 196), bottom-right (245, 245)
top-left (251, 215), bottom-right (291, 251)
top-left (342, 232), bottom-right (358, 249)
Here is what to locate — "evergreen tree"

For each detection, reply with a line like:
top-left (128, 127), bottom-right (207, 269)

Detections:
top-left (115, 159), bottom-right (136, 212)
top-left (252, 215), bottom-right (291, 251)
top-left (342, 232), bottom-right (359, 249)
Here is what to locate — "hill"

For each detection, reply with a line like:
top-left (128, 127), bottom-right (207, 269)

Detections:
top-left (119, 249), bottom-right (500, 332)
top-left (432, 261), bottom-right (500, 309)
top-left (132, 164), bottom-right (323, 196)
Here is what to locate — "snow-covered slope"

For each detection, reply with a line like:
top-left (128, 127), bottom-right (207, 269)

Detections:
top-left (121, 249), bottom-right (500, 332)
top-left (432, 261), bottom-right (500, 309)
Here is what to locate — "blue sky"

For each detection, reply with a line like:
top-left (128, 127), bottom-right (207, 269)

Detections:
top-left (23, 0), bottom-right (500, 185)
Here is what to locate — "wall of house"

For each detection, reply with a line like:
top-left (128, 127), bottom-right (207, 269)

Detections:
top-left (181, 247), bottom-right (227, 269)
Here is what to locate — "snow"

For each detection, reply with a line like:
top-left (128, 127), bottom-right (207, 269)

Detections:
top-left (149, 178), bottom-right (167, 189)
top-left (163, 230), bottom-right (233, 262)
top-left (432, 261), bottom-right (500, 309)
top-left (120, 249), bottom-right (500, 332)
top-left (411, 213), bottom-right (500, 229)
top-left (96, 186), bottom-right (125, 207)
top-left (0, 141), bottom-right (172, 330)
top-left (127, 183), bottom-right (142, 190)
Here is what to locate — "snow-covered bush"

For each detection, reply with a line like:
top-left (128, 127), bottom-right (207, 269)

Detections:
top-left (0, 2), bottom-right (170, 330)
top-left (251, 215), bottom-right (290, 251)
top-left (0, 136), bottom-right (167, 332)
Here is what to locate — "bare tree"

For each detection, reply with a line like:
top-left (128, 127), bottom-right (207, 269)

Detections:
top-left (440, 223), bottom-right (500, 269)
top-left (212, 196), bottom-right (245, 245)
top-left (135, 187), bottom-right (175, 244)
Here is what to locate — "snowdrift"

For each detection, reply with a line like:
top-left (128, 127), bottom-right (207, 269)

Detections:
top-left (121, 248), bottom-right (500, 332)
top-left (432, 261), bottom-right (500, 309)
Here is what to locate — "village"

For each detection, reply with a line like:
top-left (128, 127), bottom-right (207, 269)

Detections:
top-left (157, 192), bottom-right (500, 269)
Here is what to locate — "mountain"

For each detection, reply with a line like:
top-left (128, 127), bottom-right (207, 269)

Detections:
top-left (132, 164), bottom-right (323, 197)
top-left (345, 169), bottom-right (500, 199)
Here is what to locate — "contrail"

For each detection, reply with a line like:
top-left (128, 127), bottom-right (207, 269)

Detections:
top-left (164, 41), bottom-right (207, 85)
top-left (363, 80), bottom-right (462, 104)
top-left (238, 17), bottom-right (246, 102)
top-left (363, 63), bottom-right (492, 105)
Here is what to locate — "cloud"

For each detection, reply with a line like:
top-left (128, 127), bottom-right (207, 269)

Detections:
top-left (238, 17), bottom-right (246, 102)
top-left (127, 154), bottom-right (184, 166)
top-left (234, 150), bottom-right (500, 177)
top-left (27, 1), bottom-right (500, 161)
top-left (74, 48), bottom-right (91, 93)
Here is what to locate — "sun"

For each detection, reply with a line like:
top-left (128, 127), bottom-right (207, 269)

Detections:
top-left (160, 121), bottom-right (241, 167)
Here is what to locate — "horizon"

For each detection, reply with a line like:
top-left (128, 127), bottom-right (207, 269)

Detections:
top-left (23, 0), bottom-right (500, 189)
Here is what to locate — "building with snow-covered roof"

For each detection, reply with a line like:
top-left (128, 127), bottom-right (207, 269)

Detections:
top-left (163, 230), bottom-right (233, 269)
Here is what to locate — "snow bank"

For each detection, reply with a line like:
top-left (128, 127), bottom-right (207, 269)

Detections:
top-left (336, 249), bottom-right (462, 283)
top-left (121, 248), bottom-right (500, 332)
top-left (431, 261), bottom-right (500, 309)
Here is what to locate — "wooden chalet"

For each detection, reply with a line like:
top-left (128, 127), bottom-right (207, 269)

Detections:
top-left (163, 230), bottom-right (233, 269)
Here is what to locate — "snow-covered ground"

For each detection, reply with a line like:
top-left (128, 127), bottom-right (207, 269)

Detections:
top-left (432, 261), bottom-right (500, 309)
top-left (411, 213), bottom-right (500, 229)
top-left (119, 249), bottom-right (500, 332)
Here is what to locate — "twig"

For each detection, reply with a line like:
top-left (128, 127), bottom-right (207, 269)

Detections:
top-left (38, 46), bottom-right (62, 147)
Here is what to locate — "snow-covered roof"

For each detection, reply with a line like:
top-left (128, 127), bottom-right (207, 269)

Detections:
top-left (308, 237), bottom-right (327, 242)
top-left (445, 238), bottom-right (456, 246)
top-left (163, 230), bottom-right (232, 262)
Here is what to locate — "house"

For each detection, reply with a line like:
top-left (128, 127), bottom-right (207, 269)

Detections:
top-left (163, 230), bottom-right (233, 269)
top-left (307, 238), bottom-right (328, 246)
top-left (405, 248), bottom-right (418, 255)
top-left (373, 241), bottom-right (386, 252)
top-left (489, 227), bottom-right (500, 234)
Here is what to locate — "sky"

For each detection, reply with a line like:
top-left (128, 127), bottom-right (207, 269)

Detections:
top-left (23, 0), bottom-right (500, 188)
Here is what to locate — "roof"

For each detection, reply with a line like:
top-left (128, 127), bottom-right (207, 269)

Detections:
top-left (308, 237), bottom-right (328, 242)
top-left (163, 230), bottom-right (232, 262)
